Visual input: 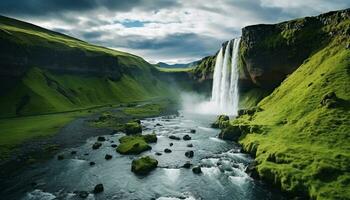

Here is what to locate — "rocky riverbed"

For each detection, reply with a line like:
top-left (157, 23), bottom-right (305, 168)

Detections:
top-left (1, 111), bottom-right (286, 200)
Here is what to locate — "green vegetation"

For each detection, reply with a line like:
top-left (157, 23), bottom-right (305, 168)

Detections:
top-left (0, 110), bottom-right (93, 160)
top-left (0, 15), bottom-right (138, 58)
top-left (236, 36), bottom-right (350, 199)
top-left (124, 122), bottom-right (142, 135)
top-left (131, 156), bottom-right (158, 175)
top-left (0, 67), bottom-right (171, 118)
top-left (156, 66), bottom-right (194, 72)
top-left (116, 134), bottom-right (157, 155)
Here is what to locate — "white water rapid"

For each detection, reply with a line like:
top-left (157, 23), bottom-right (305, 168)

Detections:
top-left (211, 38), bottom-right (241, 115)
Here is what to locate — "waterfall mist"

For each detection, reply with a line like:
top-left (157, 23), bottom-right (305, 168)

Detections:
top-left (182, 38), bottom-right (241, 116)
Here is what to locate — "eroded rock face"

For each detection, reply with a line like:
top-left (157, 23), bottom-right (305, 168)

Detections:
top-left (191, 9), bottom-right (350, 93)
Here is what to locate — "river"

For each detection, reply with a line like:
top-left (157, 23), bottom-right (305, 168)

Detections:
top-left (2, 110), bottom-right (285, 200)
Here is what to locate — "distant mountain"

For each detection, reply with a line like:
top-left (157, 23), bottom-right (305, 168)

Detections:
top-left (156, 60), bottom-right (200, 68)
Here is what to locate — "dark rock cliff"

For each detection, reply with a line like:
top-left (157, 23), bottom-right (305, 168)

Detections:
top-left (239, 8), bottom-right (350, 90)
top-left (192, 8), bottom-right (350, 105)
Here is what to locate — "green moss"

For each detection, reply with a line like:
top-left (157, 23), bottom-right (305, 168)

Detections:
top-left (131, 156), bottom-right (158, 175)
top-left (238, 36), bottom-right (350, 200)
top-left (116, 134), bottom-right (157, 155)
top-left (124, 122), bottom-right (142, 135)
top-left (239, 88), bottom-right (271, 108)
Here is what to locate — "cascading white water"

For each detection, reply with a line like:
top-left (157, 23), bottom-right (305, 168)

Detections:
top-left (211, 38), bottom-right (241, 115)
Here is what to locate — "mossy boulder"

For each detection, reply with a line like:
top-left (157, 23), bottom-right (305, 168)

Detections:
top-left (218, 125), bottom-right (242, 141)
top-left (211, 115), bottom-right (230, 128)
top-left (124, 122), bottom-right (142, 135)
top-left (117, 140), bottom-right (151, 155)
top-left (116, 134), bottom-right (156, 155)
top-left (131, 156), bottom-right (158, 175)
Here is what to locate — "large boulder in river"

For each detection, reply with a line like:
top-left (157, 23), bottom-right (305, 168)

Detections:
top-left (218, 125), bottom-right (242, 141)
top-left (117, 136), bottom-right (151, 155)
top-left (124, 122), bottom-right (142, 135)
top-left (211, 115), bottom-right (230, 128)
top-left (131, 156), bottom-right (158, 175)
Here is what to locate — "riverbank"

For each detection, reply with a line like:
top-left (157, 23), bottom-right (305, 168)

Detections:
top-left (0, 98), bottom-right (177, 178)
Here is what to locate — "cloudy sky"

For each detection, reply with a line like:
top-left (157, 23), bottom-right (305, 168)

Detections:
top-left (0, 0), bottom-right (349, 64)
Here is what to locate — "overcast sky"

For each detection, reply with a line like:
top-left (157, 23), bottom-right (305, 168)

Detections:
top-left (1, 0), bottom-right (349, 64)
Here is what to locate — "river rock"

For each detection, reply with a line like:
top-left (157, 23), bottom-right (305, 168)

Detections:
top-left (97, 136), bottom-right (106, 142)
top-left (78, 191), bottom-right (89, 198)
top-left (245, 161), bottom-right (259, 179)
top-left (89, 161), bottom-right (95, 166)
top-left (93, 184), bottom-right (104, 193)
top-left (192, 166), bottom-right (202, 174)
top-left (182, 161), bottom-right (192, 168)
top-left (211, 115), bottom-right (229, 128)
top-left (218, 125), bottom-right (242, 141)
top-left (164, 148), bottom-right (172, 153)
top-left (169, 135), bottom-right (180, 140)
top-left (57, 155), bottom-right (64, 160)
top-left (111, 144), bottom-right (117, 148)
top-left (71, 151), bottom-right (77, 155)
top-left (185, 150), bottom-right (194, 158)
top-left (187, 143), bottom-right (193, 147)
top-left (190, 129), bottom-right (196, 133)
top-left (183, 135), bottom-right (191, 140)
top-left (155, 152), bottom-right (162, 156)
top-left (169, 143), bottom-right (173, 146)
top-left (131, 156), bottom-right (158, 175)
top-left (105, 154), bottom-right (112, 160)
top-left (92, 142), bottom-right (102, 150)
top-left (124, 122), bottom-right (142, 135)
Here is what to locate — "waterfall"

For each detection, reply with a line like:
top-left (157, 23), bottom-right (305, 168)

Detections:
top-left (211, 38), bottom-right (241, 115)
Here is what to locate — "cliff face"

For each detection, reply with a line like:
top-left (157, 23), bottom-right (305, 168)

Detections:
top-left (239, 8), bottom-right (350, 90)
top-left (192, 8), bottom-right (350, 107)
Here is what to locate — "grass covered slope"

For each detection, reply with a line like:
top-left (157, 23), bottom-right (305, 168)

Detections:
top-left (0, 67), bottom-right (169, 117)
top-left (237, 35), bottom-right (350, 199)
top-left (0, 15), bottom-right (172, 117)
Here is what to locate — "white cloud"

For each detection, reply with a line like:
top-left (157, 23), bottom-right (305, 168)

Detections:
top-left (5, 0), bottom-right (350, 63)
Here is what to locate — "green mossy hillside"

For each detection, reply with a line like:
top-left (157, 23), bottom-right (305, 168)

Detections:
top-left (237, 35), bottom-right (350, 200)
top-left (0, 67), bottom-right (170, 117)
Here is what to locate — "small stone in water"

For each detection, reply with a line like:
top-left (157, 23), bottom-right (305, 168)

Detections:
top-left (185, 150), bottom-right (194, 158)
top-left (57, 155), bottom-right (64, 160)
top-left (183, 135), bottom-right (191, 140)
top-left (71, 151), bottom-right (77, 155)
top-left (164, 148), bottom-right (172, 153)
top-left (89, 161), bottom-right (96, 166)
top-left (78, 191), bottom-right (89, 198)
top-left (187, 144), bottom-right (193, 147)
top-left (93, 184), bottom-right (104, 193)
top-left (169, 143), bottom-right (173, 146)
top-left (183, 162), bottom-right (192, 168)
top-left (105, 154), bottom-right (112, 160)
